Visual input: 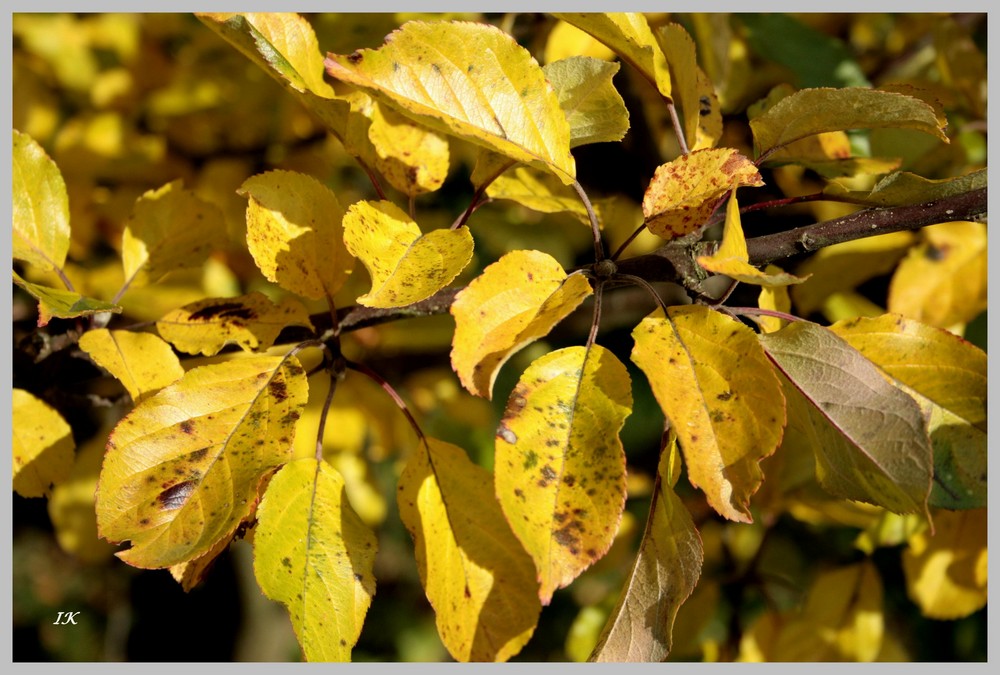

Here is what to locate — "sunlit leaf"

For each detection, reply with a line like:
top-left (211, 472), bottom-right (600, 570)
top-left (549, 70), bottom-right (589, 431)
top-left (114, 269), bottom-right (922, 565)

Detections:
top-left (12, 389), bottom-right (75, 498)
top-left (544, 19), bottom-right (617, 64)
top-left (543, 57), bottom-right (628, 147)
top-left (254, 458), bottom-right (377, 661)
top-left (365, 98), bottom-right (450, 195)
top-left (759, 321), bottom-right (933, 515)
top-left (96, 356), bottom-right (308, 568)
top-left (325, 20), bottom-right (576, 184)
top-left (486, 166), bottom-right (601, 227)
top-left (79, 329), bottom-right (184, 404)
top-left (631, 306), bottom-right (786, 522)
top-left (451, 250), bottom-right (592, 399)
top-left (824, 168), bottom-right (986, 206)
top-left (12, 129), bottom-right (70, 273)
top-left (655, 23), bottom-right (722, 151)
top-left (398, 437), bottom-right (541, 662)
top-left (495, 345), bottom-right (632, 604)
top-left (156, 292), bottom-right (314, 357)
top-left (343, 199), bottom-right (473, 308)
top-left (239, 170), bottom-right (353, 301)
top-left (12, 270), bottom-right (122, 327)
top-left (642, 148), bottom-right (763, 240)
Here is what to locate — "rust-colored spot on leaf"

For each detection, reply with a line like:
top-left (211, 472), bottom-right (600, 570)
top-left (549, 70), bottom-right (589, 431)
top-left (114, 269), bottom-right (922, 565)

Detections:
top-left (269, 379), bottom-right (289, 402)
top-left (180, 420), bottom-right (195, 435)
top-left (157, 480), bottom-right (196, 511)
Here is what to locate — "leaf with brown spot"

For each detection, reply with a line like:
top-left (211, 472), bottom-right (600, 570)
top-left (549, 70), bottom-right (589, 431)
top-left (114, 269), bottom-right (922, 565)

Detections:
top-left (12, 388), bottom-right (75, 498)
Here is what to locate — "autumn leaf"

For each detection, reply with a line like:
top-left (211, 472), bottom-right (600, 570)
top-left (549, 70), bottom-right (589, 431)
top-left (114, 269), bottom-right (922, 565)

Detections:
top-left (239, 170), bottom-right (353, 301)
top-left (12, 129), bottom-right (70, 274)
top-left (254, 458), bottom-right (377, 661)
top-left (156, 292), bottom-right (314, 356)
top-left (758, 265), bottom-right (793, 333)
top-left (494, 345), bottom-right (632, 605)
top-left (363, 97), bottom-right (450, 195)
top-left (12, 388), bottom-right (75, 498)
top-left (12, 270), bottom-right (122, 327)
top-left (824, 168), bottom-right (986, 206)
top-left (631, 306), bottom-right (786, 522)
top-left (325, 20), bottom-right (576, 184)
top-left (343, 199), bottom-right (473, 308)
top-left (398, 438), bottom-right (541, 662)
top-left (542, 56), bottom-right (629, 147)
top-left (655, 23), bottom-right (722, 151)
top-left (642, 148), bottom-right (763, 240)
top-left (96, 355), bottom-right (308, 568)
top-left (79, 329), bottom-right (184, 403)
top-left (485, 166), bottom-right (602, 226)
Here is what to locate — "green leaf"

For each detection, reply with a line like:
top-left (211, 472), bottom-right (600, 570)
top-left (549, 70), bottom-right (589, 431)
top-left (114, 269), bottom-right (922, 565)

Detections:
top-left (12, 388), bottom-right (75, 498)
top-left (824, 169), bottom-right (987, 207)
top-left (398, 438), bottom-right (541, 662)
top-left (96, 356), bottom-right (308, 568)
top-left (494, 345), bottom-right (633, 604)
top-left (254, 458), bottom-right (377, 662)
top-left (12, 270), bottom-right (122, 327)
top-left (12, 129), bottom-right (70, 273)
top-left (78, 329), bottom-right (185, 404)
top-left (759, 321), bottom-right (933, 516)
top-left (543, 56), bottom-right (629, 147)
top-left (325, 20), bottom-right (576, 184)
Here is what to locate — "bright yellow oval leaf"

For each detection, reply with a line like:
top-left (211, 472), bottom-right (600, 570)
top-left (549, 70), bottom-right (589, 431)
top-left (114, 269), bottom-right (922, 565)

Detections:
top-left (544, 20), bottom-right (617, 64)
top-left (325, 20), bottom-right (576, 184)
top-left (543, 57), bottom-right (628, 147)
top-left (254, 458), bottom-right (377, 662)
top-left (631, 306), bottom-right (786, 522)
top-left (79, 329), bottom-right (184, 404)
top-left (156, 292), bottom-right (314, 356)
top-left (450, 250), bottom-right (593, 399)
top-left (12, 388), bottom-right (75, 498)
top-left (239, 170), bottom-right (353, 301)
top-left (343, 199), bottom-right (473, 308)
top-left (398, 438), bottom-right (541, 662)
top-left (366, 99), bottom-right (450, 195)
top-left (12, 270), bottom-right (122, 327)
top-left (12, 129), bottom-right (70, 273)
top-left (494, 345), bottom-right (633, 604)
top-left (96, 355), bottom-right (308, 568)
top-left (642, 148), bottom-right (763, 241)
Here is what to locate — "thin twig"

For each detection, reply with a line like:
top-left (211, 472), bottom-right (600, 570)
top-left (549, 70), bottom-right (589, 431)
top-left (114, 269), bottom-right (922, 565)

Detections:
top-left (313, 355), bottom-right (339, 462)
top-left (666, 100), bottom-right (690, 156)
top-left (609, 223), bottom-right (648, 262)
top-left (346, 360), bottom-right (426, 442)
top-left (573, 180), bottom-right (605, 261)
top-left (727, 306), bottom-right (805, 324)
top-left (585, 280), bottom-right (604, 350)
top-left (357, 158), bottom-right (387, 201)
top-left (615, 273), bottom-right (669, 316)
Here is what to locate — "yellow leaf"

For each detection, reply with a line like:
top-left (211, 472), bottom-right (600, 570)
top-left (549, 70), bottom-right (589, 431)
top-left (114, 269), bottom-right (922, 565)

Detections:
top-left (156, 292), bottom-right (314, 357)
top-left (542, 57), bottom-right (629, 147)
top-left (655, 23), bottom-right (722, 151)
top-left (325, 20), bottom-right (576, 184)
top-left (544, 20), bottom-right (617, 64)
top-left (79, 329), bottom-right (184, 404)
top-left (450, 250), bottom-right (593, 399)
top-left (254, 458), bottom-right (377, 661)
top-left (758, 265), bottom-right (792, 333)
top-left (631, 306), bottom-right (786, 522)
top-left (590, 446), bottom-right (703, 662)
top-left (12, 270), bottom-right (122, 327)
top-left (121, 180), bottom-right (228, 290)
top-left (697, 192), bottom-right (808, 286)
top-left (12, 389), bottom-right (75, 498)
top-left (398, 438), bottom-right (541, 661)
top-left (96, 356), bottom-right (308, 568)
top-left (495, 345), bottom-right (632, 604)
top-left (820, 291), bottom-right (886, 324)
top-left (902, 508), bottom-right (987, 620)
top-left (486, 166), bottom-right (599, 226)
top-left (366, 98), bottom-right (450, 195)
top-left (888, 221), bottom-right (987, 330)
top-left (169, 528), bottom-right (239, 593)
top-left (343, 200), bottom-right (473, 308)
top-left (642, 148), bottom-right (763, 241)
top-left (12, 129), bottom-right (70, 273)
top-left (239, 170), bottom-right (353, 301)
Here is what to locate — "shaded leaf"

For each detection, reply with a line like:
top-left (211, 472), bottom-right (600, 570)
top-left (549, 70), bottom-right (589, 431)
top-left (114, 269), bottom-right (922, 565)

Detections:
top-left (824, 168), bottom-right (986, 207)
top-left (96, 356), bottom-right (308, 568)
top-left (12, 129), bottom-right (70, 273)
top-left (12, 270), bottom-right (122, 327)
top-left (239, 170), bottom-right (353, 301)
top-left (398, 438), bottom-right (541, 662)
top-left (495, 345), bottom-right (632, 604)
top-left (157, 292), bottom-right (314, 357)
top-left (631, 306), bottom-right (786, 522)
top-left (451, 250), bottom-right (592, 399)
top-left (365, 98), bottom-right (450, 195)
top-left (12, 389), bottom-right (75, 498)
top-left (655, 23), bottom-right (722, 151)
top-left (486, 166), bottom-right (602, 227)
top-left (169, 528), bottom-right (239, 593)
top-left (759, 321), bottom-right (933, 515)
top-left (343, 199), bottom-right (473, 308)
top-left (757, 265), bottom-right (793, 333)
top-left (255, 458), bottom-right (377, 661)
top-left (78, 329), bottom-right (184, 404)
top-left (544, 19), bottom-right (617, 64)
top-left (543, 56), bottom-right (628, 147)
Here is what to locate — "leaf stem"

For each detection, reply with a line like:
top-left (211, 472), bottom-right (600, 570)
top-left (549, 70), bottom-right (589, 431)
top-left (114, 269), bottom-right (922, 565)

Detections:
top-left (357, 158), bottom-right (388, 201)
top-left (727, 306), bottom-right (805, 324)
top-left (615, 273), bottom-right (669, 316)
top-left (739, 192), bottom-right (826, 215)
top-left (585, 280), bottom-right (605, 350)
top-left (666, 100), bottom-right (690, 156)
top-left (711, 278), bottom-right (740, 307)
top-left (573, 180), bottom-right (605, 261)
top-left (346, 360), bottom-right (426, 442)
top-left (609, 223), bottom-right (648, 262)
top-left (313, 355), bottom-right (340, 462)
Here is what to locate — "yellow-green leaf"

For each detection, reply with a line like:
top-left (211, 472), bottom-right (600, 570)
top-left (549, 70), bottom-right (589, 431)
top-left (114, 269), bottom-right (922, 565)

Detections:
top-left (12, 388), bottom-right (75, 498)
top-left (589, 443), bottom-right (703, 662)
top-left (759, 321), bottom-right (933, 515)
top-left (12, 270), bottom-right (122, 327)
top-left (543, 57), bottom-right (628, 147)
top-left (495, 345), bottom-right (632, 604)
top-left (121, 180), bottom-right (227, 291)
top-left (325, 20), bottom-right (576, 184)
top-left (239, 170), bottom-right (353, 301)
top-left (758, 265), bottom-right (793, 333)
top-left (96, 356), bottom-right (308, 568)
top-left (750, 88), bottom-right (948, 159)
top-left (79, 329), bottom-right (184, 404)
top-left (697, 192), bottom-right (808, 286)
top-left (398, 438), bottom-right (541, 662)
top-left (824, 168), bottom-right (986, 207)
top-left (157, 292), bottom-right (314, 357)
top-left (12, 129), bottom-right (70, 273)
top-left (655, 23), bottom-right (722, 151)
top-left (642, 148), bottom-right (763, 240)
top-left (486, 166), bottom-right (601, 227)
top-left (254, 458), bottom-right (377, 662)
top-left (631, 306), bottom-right (786, 522)
top-left (343, 199), bottom-right (473, 308)
top-left (451, 250), bottom-right (593, 399)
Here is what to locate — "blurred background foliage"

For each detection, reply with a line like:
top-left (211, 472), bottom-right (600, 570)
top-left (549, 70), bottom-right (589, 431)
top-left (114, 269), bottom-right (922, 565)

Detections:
top-left (12, 12), bottom-right (986, 661)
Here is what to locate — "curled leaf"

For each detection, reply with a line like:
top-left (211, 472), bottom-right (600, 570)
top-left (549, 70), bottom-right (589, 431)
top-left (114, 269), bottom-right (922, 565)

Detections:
top-left (13, 389), bottom-right (75, 498)
top-left (12, 270), bottom-right (122, 327)
top-left (543, 56), bottom-right (629, 147)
